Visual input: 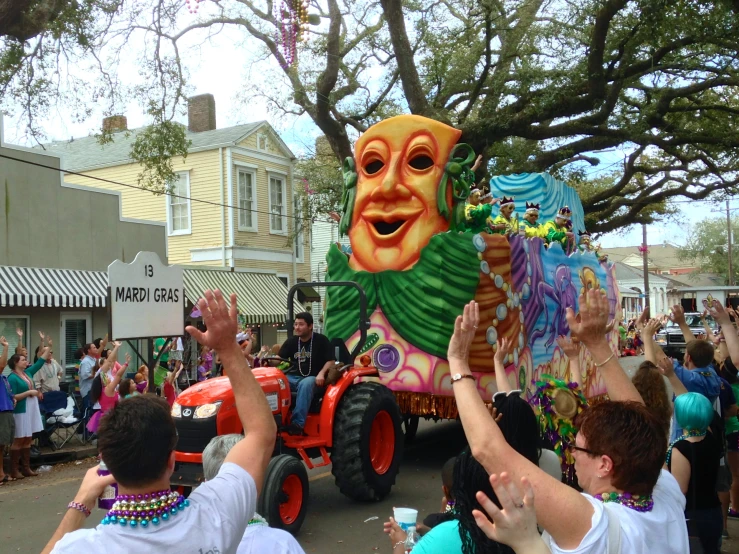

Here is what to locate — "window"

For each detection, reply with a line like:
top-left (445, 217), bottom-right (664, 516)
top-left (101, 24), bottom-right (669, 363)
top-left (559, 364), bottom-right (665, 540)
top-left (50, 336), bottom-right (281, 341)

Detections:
top-left (258, 133), bottom-right (269, 150)
top-left (237, 168), bottom-right (257, 231)
top-left (294, 196), bottom-right (304, 261)
top-left (61, 314), bottom-right (90, 381)
top-left (0, 316), bottom-right (29, 376)
top-left (167, 172), bottom-right (191, 235)
top-left (269, 175), bottom-right (287, 234)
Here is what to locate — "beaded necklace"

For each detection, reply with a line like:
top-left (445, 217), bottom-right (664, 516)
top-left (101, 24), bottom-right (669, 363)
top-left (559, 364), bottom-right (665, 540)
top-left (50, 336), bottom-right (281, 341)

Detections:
top-left (665, 429), bottom-right (707, 466)
top-left (101, 489), bottom-right (189, 528)
top-left (297, 334), bottom-right (313, 377)
top-left (249, 513), bottom-right (268, 526)
top-left (594, 491), bottom-right (654, 512)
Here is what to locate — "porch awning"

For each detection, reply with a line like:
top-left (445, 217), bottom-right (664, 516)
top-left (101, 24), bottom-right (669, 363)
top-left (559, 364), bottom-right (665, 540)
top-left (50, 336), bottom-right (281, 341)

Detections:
top-left (0, 265), bottom-right (108, 308)
top-left (183, 269), bottom-right (304, 324)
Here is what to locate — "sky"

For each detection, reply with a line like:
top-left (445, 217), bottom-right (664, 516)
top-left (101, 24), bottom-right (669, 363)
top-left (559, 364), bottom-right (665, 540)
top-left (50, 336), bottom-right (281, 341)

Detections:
top-left (1, 15), bottom-right (726, 251)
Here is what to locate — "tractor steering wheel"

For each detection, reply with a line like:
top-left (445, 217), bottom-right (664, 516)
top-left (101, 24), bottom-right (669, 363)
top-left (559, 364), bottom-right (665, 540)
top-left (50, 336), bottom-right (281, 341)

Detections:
top-left (259, 356), bottom-right (291, 368)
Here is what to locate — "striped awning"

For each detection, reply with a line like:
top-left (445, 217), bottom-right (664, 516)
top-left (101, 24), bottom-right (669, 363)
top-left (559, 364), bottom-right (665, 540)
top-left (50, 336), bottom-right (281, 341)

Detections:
top-left (183, 269), bottom-right (303, 324)
top-left (0, 265), bottom-right (108, 308)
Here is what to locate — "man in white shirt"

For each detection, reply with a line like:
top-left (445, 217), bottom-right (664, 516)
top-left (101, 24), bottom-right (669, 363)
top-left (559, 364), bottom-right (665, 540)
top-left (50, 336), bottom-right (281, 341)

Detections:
top-left (35, 354), bottom-right (64, 393)
top-left (78, 342), bottom-right (99, 415)
top-left (41, 290), bottom-right (277, 554)
top-left (203, 434), bottom-right (306, 554)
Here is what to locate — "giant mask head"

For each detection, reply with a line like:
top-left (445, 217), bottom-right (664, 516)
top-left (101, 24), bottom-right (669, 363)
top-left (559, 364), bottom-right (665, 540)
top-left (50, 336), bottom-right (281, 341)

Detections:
top-left (346, 115), bottom-right (462, 272)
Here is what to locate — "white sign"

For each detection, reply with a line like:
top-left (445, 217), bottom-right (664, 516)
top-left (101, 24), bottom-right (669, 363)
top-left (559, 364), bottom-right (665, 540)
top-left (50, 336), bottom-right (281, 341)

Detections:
top-left (108, 252), bottom-right (184, 340)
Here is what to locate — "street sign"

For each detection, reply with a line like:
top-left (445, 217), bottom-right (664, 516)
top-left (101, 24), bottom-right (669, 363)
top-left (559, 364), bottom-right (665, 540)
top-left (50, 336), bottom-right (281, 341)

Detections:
top-left (108, 252), bottom-right (184, 340)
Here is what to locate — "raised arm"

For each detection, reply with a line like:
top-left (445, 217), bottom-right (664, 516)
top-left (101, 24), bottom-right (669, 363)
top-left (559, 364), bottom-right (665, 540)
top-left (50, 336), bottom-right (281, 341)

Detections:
top-left (566, 290), bottom-right (643, 404)
top-left (186, 291), bottom-right (277, 495)
top-left (670, 305), bottom-right (697, 343)
top-left (655, 355), bottom-right (688, 397)
top-left (643, 318), bottom-right (663, 366)
top-left (99, 342), bottom-right (121, 375)
top-left (708, 301), bottom-right (739, 367)
top-left (556, 336), bottom-right (582, 386)
top-left (105, 352), bottom-right (130, 397)
top-left (0, 336), bottom-right (8, 371)
top-left (494, 337), bottom-right (514, 393)
top-left (448, 301), bottom-right (594, 550)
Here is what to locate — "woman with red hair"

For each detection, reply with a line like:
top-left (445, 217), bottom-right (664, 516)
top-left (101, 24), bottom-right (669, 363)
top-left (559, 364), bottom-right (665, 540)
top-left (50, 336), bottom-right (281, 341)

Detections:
top-left (449, 289), bottom-right (689, 554)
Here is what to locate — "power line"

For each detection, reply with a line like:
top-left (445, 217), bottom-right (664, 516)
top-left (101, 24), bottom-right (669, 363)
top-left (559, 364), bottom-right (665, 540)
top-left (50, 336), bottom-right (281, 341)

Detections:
top-left (0, 152), bottom-right (340, 227)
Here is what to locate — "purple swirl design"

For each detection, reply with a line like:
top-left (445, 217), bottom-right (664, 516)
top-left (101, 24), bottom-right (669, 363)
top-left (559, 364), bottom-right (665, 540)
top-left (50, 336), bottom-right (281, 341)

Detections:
top-left (374, 344), bottom-right (400, 373)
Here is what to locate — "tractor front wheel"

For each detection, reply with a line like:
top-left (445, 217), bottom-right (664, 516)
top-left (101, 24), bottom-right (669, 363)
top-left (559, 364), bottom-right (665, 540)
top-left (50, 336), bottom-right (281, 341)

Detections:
top-left (331, 382), bottom-right (403, 501)
top-left (258, 454), bottom-right (309, 535)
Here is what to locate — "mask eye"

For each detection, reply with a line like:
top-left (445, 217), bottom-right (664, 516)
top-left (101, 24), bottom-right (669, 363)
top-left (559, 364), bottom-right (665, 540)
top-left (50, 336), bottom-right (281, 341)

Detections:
top-left (408, 155), bottom-right (434, 170)
top-left (364, 160), bottom-right (384, 175)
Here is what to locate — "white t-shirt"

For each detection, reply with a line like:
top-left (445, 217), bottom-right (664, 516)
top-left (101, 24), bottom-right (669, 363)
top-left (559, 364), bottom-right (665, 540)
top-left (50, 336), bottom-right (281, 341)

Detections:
top-left (542, 470), bottom-right (688, 554)
top-left (238, 523), bottom-right (305, 554)
top-left (52, 463), bottom-right (257, 554)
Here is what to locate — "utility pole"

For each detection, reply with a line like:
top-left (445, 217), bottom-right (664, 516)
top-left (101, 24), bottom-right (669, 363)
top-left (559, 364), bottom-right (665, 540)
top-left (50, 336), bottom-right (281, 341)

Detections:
top-left (728, 199), bottom-right (734, 286)
top-left (642, 223), bottom-right (650, 314)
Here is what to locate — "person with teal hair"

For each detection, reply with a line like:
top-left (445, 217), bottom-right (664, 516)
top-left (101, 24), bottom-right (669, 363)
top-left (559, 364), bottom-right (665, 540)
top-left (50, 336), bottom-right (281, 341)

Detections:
top-left (667, 391), bottom-right (722, 554)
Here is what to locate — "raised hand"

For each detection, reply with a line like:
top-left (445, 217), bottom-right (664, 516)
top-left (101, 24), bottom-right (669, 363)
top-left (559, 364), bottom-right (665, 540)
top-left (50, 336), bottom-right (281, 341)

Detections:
top-left (494, 337), bottom-right (512, 364)
top-left (556, 336), bottom-right (581, 358)
top-left (38, 331), bottom-right (45, 341)
top-left (644, 318), bottom-right (662, 336)
top-left (564, 289), bottom-right (609, 349)
top-left (16, 328), bottom-right (23, 338)
top-left (670, 305), bottom-right (686, 325)
top-left (448, 301), bottom-right (479, 362)
top-left (471, 154), bottom-right (483, 172)
top-left (0, 336), bottom-right (7, 348)
top-left (473, 473), bottom-right (542, 552)
top-left (635, 307), bottom-right (649, 332)
top-left (708, 300), bottom-right (733, 326)
top-left (185, 290), bottom-right (239, 352)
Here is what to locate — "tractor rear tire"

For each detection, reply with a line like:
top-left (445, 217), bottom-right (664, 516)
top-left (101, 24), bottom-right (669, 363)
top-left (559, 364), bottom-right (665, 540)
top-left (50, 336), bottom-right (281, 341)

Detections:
top-left (331, 382), bottom-right (403, 502)
top-left (258, 454), bottom-right (309, 535)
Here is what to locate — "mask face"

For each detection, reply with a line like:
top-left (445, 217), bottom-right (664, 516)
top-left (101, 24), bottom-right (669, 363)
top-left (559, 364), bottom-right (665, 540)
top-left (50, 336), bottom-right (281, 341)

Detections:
top-left (348, 115), bottom-right (461, 272)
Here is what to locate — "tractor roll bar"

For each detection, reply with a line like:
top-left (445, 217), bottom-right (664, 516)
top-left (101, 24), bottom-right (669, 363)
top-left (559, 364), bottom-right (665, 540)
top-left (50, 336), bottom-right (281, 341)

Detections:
top-left (287, 281), bottom-right (370, 364)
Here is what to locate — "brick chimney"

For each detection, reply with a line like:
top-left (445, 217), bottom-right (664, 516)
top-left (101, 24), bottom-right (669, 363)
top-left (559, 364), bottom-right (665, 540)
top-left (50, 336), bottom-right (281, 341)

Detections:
top-left (188, 94), bottom-right (217, 132)
top-left (102, 115), bottom-right (127, 133)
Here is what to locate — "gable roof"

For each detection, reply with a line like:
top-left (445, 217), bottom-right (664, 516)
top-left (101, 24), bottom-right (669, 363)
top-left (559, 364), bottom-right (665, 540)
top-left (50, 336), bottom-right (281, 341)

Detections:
top-left (600, 243), bottom-right (697, 270)
top-left (613, 262), bottom-right (670, 287)
top-left (38, 121), bottom-right (294, 172)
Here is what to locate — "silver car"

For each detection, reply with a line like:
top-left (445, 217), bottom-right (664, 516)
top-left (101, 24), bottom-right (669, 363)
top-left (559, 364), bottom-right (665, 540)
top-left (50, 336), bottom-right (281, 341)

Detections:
top-left (655, 312), bottom-right (717, 358)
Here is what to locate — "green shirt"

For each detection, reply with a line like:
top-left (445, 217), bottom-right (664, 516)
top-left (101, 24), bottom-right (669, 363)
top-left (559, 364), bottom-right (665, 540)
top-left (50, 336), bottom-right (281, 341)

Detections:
top-left (412, 520), bottom-right (463, 554)
top-left (618, 325), bottom-right (628, 341)
top-left (154, 338), bottom-right (170, 364)
top-left (727, 383), bottom-right (739, 435)
top-left (8, 358), bottom-right (46, 414)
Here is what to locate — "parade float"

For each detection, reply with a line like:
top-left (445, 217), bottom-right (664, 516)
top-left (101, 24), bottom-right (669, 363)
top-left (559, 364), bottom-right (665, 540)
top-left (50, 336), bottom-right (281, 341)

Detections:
top-left (323, 115), bottom-right (619, 422)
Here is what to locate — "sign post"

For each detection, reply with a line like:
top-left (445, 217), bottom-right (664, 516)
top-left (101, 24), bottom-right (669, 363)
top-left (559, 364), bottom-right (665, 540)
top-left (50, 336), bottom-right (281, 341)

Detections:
top-left (108, 252), bottom-right (184, 393)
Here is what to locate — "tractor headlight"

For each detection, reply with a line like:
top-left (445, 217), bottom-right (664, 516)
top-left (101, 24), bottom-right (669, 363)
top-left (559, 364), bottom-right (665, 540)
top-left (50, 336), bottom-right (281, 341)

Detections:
top-left (656, 335), bottom-right (667, 345)
top-left (172, 403), bottom-right (182, 418)
top-left (194, 402), bottom-right (222, 419)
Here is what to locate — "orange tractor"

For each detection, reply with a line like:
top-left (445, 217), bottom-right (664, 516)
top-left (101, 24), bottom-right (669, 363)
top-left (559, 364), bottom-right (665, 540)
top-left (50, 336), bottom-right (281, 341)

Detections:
top-left (170, 282), bottom-right (404, 534)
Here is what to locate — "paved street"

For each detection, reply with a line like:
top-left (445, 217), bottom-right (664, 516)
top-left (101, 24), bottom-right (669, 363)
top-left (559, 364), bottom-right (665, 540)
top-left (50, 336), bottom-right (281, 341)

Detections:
top-left (2, 356), bottom-right (738, 553)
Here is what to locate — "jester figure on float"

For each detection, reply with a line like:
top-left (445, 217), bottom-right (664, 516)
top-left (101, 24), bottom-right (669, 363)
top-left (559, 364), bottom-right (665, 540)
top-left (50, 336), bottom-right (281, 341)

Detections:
top-left (322, 115), bottom-right (615, 418)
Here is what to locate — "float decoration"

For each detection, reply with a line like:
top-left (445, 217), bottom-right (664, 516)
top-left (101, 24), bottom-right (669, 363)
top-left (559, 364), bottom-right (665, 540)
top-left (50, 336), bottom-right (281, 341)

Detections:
top-left (323, 114), bottom-right (619, 417)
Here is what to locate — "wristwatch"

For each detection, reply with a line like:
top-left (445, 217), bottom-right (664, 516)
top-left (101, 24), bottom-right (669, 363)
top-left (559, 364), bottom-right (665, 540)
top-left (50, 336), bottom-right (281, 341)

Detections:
top-left (451, 373), bottom-right (475, 383)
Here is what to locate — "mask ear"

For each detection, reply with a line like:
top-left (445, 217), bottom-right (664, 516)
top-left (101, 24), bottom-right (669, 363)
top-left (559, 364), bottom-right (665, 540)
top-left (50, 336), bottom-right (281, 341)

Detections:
top-left (339, 157), bottom-right (357, 236)
top-left (437, 144), bottom-right (476, 230)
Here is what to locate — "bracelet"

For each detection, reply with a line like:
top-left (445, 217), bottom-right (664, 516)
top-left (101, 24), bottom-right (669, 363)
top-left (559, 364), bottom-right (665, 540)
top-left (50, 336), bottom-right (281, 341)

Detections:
top-left (67, 501), bottom-right (91, 517)
top-left (594, 353), bottom-right (615, 368)
top-left (393, 540), bottom-right (406, 550)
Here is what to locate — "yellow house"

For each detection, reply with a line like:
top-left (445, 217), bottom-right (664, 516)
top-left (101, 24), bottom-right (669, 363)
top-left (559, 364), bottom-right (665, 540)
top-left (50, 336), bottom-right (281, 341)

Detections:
top-left (42, 94), bottom-right (317, 342)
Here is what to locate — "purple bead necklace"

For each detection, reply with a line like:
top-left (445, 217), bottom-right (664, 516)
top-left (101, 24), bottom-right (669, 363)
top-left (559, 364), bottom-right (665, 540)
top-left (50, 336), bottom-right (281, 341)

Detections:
top-left (101, 489), bottom-right (189, 528)
top-left (594, 491), bottom-right (654, 512)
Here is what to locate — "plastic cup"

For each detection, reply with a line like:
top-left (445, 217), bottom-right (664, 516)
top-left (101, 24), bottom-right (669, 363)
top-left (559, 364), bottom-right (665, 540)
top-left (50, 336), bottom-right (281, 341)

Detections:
top-left (393, 507), bottom-right (418, 532)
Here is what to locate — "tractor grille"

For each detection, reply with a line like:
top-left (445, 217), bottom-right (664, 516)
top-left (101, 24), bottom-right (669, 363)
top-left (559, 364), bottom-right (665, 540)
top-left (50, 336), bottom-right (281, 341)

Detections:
top-left (668, 334), bottom-right (686, 345)
top-left (174, 417), bottom-right (218, 453)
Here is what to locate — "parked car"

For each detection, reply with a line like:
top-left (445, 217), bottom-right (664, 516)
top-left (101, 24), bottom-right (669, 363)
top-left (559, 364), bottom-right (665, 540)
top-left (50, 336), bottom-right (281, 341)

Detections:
top-left (655, 312), bottom-right (717, 358)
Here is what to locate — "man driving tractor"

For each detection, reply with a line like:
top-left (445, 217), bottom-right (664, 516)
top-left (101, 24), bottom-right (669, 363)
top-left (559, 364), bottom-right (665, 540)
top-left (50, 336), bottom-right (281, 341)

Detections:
top-left (278, 312), bottom-right (335, 436)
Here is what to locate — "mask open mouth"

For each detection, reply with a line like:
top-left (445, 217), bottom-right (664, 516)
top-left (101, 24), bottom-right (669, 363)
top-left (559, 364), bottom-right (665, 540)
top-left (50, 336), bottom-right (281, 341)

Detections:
top-left (373, 220), bottom-right (406, 236)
